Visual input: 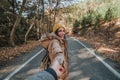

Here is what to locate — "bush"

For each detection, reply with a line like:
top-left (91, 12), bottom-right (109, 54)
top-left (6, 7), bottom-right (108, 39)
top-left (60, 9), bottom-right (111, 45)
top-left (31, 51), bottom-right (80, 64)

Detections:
top-left (104, 8), bottom-right (114, 21)
top-left (80, 10), bottom-right (97, 34)
top-left (72, 20), bottom-right (81, 34)
top-left (94, 13), bottom-right (103, 29)
top-left (73, 20), bottom-right (80, 28)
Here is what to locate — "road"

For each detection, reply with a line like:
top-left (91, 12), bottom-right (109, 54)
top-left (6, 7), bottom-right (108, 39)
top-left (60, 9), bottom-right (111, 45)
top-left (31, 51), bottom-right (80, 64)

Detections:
top-left (0, 37), bottom-right (120, 80)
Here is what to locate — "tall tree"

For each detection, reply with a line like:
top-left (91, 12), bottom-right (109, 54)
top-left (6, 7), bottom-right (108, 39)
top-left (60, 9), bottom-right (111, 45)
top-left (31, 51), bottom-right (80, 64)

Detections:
top-left (36, 0), bottom-right (41, 39)
top-left (53, 0), bottom-right (60, 24)
top-left (10, 0), bottom-right (27, 46)
top-left (41, 0), bottom-right (45, 33)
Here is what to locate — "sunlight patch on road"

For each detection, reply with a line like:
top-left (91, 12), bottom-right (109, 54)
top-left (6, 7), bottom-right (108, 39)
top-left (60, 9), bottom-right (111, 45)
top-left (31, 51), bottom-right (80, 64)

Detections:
top-left (0, 65), bottom-right (20, 73)
top-left (69, 70), bottom-right (91, 80)
top-left (80, 77), bottom-right (90, 80)
top-left (27, 68), bottom-right (40, 75)
top-left (77, 49), bottom-right (94, 59)
top-left (69, 71), bottom-right (82, 78)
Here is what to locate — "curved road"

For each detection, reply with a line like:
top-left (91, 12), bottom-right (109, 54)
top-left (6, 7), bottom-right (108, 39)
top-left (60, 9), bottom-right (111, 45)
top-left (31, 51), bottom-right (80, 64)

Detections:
top-left (0, 37), bottom-right (120, 80)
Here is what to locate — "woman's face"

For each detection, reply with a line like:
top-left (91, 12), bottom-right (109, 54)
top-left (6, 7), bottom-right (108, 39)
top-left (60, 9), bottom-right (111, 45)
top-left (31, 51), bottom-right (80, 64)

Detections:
top-left (57, 27), bottom-right (65, 39)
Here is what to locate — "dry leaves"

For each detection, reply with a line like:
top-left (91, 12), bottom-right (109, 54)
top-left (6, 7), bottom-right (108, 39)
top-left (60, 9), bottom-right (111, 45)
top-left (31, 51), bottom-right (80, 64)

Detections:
top-left (0, 41), bottom-right (41, 66)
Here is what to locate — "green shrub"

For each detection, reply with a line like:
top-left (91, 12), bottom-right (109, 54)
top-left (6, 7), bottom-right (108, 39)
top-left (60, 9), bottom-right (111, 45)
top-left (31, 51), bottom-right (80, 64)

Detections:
top-left (81, 10), bottom-right (96, 28)
top-left (73, 20), bottom-right (80, 28)
top-left (94, 13), bottom-right (103, 29)
top-left (72, 20), bottom-right (81, 34)
top-left (104, 8), bottom-right (114, 21)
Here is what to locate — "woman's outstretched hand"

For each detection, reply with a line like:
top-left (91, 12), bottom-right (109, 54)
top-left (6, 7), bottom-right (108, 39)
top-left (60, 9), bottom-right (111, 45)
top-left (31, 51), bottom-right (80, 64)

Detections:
top-left (50, 53), bottom-right (65, 77)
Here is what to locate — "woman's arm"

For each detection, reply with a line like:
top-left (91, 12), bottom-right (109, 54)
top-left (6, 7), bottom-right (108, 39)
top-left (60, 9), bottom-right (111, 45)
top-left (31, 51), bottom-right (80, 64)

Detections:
top-left (28, 54), bottom-right (65, 80)
top-left (52, 39), bottom-right (63, 54)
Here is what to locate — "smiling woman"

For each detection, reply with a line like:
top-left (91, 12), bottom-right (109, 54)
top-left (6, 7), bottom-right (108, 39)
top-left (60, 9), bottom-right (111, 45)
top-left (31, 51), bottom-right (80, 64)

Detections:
top-left (40, 23), bottom-right (69, 80)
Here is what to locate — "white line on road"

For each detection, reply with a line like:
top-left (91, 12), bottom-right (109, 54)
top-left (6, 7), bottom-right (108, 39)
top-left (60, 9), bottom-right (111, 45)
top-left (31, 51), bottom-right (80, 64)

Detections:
top-left (73, 38), bottom-right (120, 79)
top-left (3, 48), bottom-right (45, 80)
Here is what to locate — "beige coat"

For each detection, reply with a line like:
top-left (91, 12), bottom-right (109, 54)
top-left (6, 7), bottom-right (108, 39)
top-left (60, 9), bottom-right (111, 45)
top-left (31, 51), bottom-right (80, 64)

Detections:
top-left (47, 34), bottom-right (69, 80)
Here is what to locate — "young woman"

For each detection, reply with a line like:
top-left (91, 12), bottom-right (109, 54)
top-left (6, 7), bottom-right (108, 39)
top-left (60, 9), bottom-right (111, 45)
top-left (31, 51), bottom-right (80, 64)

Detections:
top-left (41, 23), bottom-right (69, 80)
top-left (48, 23), bottom-right (69, 80)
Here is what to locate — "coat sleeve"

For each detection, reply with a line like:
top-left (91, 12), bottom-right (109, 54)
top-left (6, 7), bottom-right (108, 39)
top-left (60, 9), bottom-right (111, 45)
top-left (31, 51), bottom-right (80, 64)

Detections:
top-left (52, 40), bottom-right (63, 54)
top-left (27, 70), bottom-right (55, 80)
top-left (51, 40), bottom-right (69, 80)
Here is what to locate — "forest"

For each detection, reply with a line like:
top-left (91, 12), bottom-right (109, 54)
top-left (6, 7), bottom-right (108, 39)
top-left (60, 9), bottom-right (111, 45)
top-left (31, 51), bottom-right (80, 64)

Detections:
top-left (0, 0), bottom-right (120, 66)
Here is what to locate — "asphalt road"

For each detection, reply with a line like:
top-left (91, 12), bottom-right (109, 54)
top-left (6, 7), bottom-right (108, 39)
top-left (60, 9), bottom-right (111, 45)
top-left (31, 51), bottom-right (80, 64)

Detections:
top-left (0, 37), bottom-right (120, 80)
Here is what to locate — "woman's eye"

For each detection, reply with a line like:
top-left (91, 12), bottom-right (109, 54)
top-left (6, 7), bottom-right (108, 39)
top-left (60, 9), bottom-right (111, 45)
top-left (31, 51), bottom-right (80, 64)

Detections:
top-left (58, 30), bottom-right (65, 32)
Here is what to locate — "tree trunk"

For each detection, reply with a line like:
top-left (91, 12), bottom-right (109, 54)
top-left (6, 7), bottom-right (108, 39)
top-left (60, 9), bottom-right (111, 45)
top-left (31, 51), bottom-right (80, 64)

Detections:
top-left (41, 0), bottom-right (45, 34)
top-left (48, 0), bottom-right (52, 32)
top-left (36, 0), bottom-right (40, 39)
top-left (25, 23), bottom-right (34, 43)
top-left (53, 0), bottom-right (59, 24)
top-left (10, 0), bottom-right (27, 46)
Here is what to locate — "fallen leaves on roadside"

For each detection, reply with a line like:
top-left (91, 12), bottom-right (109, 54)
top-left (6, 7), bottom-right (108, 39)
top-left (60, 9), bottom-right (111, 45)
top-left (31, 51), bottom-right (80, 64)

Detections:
top-left (0, 41), bottom-right (41, 67)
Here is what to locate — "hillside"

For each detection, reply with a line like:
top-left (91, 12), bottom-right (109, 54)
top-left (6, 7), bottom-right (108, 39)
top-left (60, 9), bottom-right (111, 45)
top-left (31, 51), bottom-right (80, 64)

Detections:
top-left (73, 18), bottom-right (120, 66)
